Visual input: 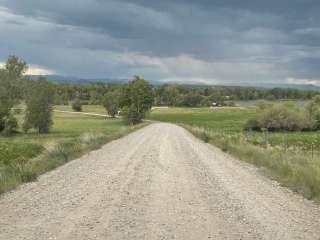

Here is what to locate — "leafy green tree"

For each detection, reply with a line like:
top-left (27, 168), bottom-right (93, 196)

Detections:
top-left (182, 92), bottom-right (203, 107)
top-left (23, 77), bottom-right (54, 133)
top-left (72, 98), bottom-right (82, 112)
top-left (0, 55), bottom-right (28, 134)
top-left (120, 76), bottom-right (154, 124)
top-left (103, 91), bottom-right (120, 118)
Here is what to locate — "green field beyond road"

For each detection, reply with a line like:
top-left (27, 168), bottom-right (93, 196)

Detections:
top-left (149, 107), bottom-right (320, 202)
top-left (0, 106), bottom-right (144, 194)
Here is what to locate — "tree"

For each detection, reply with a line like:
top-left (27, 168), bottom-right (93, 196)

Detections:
top-left (0, 55), bottom-right (28, 134)
top-left (72, 98), bottom-right (82, 112)
top-left (103, 91), bottom-right (120, 118)
top-left (120, 76), bottom-right (154, 124)
top-left (23, 77), bottom-right (54, 133)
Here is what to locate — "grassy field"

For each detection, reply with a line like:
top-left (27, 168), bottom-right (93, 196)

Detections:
top-left (0, 105), bottom-right (145, 194)
top-left (54, 105), bottom-right (107, 114)
top-left (149, 107), bottom-right (320, 202)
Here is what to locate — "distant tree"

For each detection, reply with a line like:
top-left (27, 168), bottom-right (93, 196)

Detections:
top-left (72, 98), bottom-right (82, 112)
top-left (23, 77), bottom-right (54, 133)
top-left (103, 91), bottom-right (120, 118)
top-left (0, 55), bottom-right (28, 135)
top-left (120, 76), bottom-right (154, 124)
top-left (163, 85), bottom-right (179, 106)
top-left (182, 92), bottom-right (203, 107)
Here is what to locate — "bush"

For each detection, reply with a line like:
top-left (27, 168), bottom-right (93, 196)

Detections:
top-left (2, 114), bottom-right (18, 136)
top-left (246, 104), bottom-right (315, 132)
top-left (244, 118), bottom-right (261, 131)
top-left (256, 100), bottom-right (273, 110)
top-left (121, 106), bottom-right (142, 124)
top-left (199, 131), bottom-right (210, 143)
top-left (72, 99), bottom-right (82, 112)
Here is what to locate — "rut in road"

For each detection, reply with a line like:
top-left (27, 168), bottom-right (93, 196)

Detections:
top-left (0, 123), bottom-right (320, 240)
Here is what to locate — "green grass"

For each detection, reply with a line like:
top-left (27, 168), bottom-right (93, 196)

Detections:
top-left (150, 107), bottom-right (254, 132)
top-left (54, 105), bottom-right (107, 114)
top-left (0, 105), bottom-right (146, 194)
top-left (149, 107), bottom-right (320, 148)
top-left (149, 107), bottom-right (320, 202)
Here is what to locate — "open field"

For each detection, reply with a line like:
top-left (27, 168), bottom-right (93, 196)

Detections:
top-left (54, 105), bottom-right (108, 114)
top-left (149, 107), bottom-right (320, 201)
top-left (0, 106), bottom-right (144, 194)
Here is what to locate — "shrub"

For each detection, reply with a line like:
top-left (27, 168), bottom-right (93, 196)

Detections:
top-left (2, 114), bottom-right (18, 136)
top-left (244, 118), bottom-right (261, 131)
top-left (256, 100), bottom-right (273, 110)
top-left (246, 104), bottom-right (315, 132)
top-left (72, 99), bottom-right (82, 112)
top-left (121, 106), bottom-right (141, 124)
top-left (199, 131), bottom-right (210, 143)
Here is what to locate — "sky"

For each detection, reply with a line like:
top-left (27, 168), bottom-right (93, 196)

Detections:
top-left (0, 0), bottom-right (320, 85)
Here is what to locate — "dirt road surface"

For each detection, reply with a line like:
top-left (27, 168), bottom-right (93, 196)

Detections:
top-left (1, 123), bottom-right (319, 240)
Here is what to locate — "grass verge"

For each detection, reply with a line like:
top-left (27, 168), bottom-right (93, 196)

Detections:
top-left (187, 125), bottom-right (320, 202)
top-left (149, 107), bottom-right (320, 202)
top-left (0, 107), bottom-right (147, 195)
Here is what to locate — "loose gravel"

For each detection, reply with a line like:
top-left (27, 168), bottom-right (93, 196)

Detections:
top-left (0, 123), bottom-right (319, 240)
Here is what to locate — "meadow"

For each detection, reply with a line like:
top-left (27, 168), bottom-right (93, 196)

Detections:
top-left (0, 106), bottom-right (144, 194)
top-left (149, 107), bottom-right (320, 202)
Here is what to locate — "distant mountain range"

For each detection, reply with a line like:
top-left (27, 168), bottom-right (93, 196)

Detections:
top-left (28, 75), bottom-right (129, 84)
top-left (28, 75), bottom-right (320, 91)
top-left (225, 82), bottom-right (320, 91)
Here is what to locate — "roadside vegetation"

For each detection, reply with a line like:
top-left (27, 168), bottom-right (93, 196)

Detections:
top-left (149, 106), bottom-right (320, 202)
top-left (245, 98), bottom-right (320, 132)
top-left (0, 56), bottom-right (152, 194)
top-left (0, 108), bottom-right (146, 194)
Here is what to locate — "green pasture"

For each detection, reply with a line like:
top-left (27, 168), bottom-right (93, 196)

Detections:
top-left (149, 107), bottom-right (320, 148)
top-left (149, 106), bottom-right (320, 201)
top-left (0, 105), bottom-right (143, 194)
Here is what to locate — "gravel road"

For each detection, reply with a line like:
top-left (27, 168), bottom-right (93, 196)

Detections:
top-left (1, 123), bottom-right (319, 240)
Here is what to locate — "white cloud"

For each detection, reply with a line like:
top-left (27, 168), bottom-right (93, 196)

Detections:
top-left (286, 77), bottom-right (320, 86)
top-left (111, 53), bottom-right (277, 83)
top-left (0, 62), bottom-right (55, 75)
top-left (26, 65), bottom-right (55, 75)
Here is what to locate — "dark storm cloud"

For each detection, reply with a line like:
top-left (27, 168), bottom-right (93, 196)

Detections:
top-left (0, 0), bottom-right (320, 84)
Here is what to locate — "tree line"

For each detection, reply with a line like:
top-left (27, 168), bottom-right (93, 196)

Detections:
top-left (2, 55), bottom-right (320, 136)
top-left (52, 81), bottom-right (319, 108)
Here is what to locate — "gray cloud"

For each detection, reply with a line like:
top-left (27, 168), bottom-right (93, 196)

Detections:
top-left (0, 1), bottom-right (320, 84)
